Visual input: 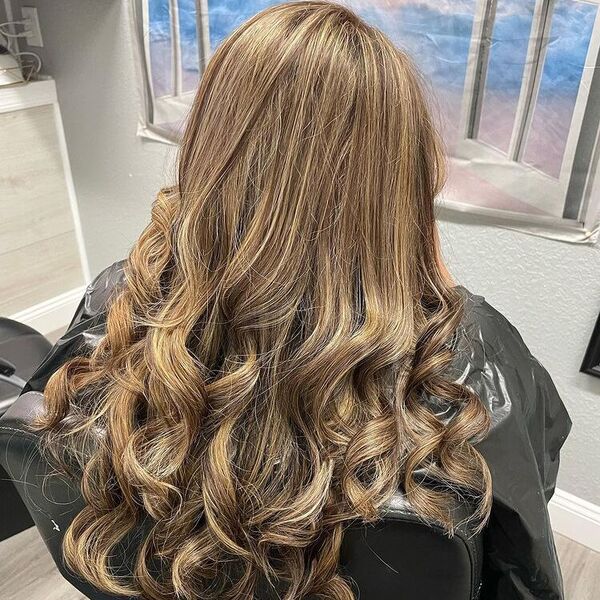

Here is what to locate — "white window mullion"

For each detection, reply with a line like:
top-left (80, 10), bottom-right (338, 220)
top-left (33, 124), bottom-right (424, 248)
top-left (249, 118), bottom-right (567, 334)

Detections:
top-left (458, 0), bottom-right (498, 141)
top-left (197, 0), bottom-right (211, 73)
top-left (169, 0), bottom-right (182, 96)
top-left (508, 0), bottom-right (556, 163)
top-left (564, 2), bottom-right (600, 222)
top-left (140, 1), bottom-right (154, 101)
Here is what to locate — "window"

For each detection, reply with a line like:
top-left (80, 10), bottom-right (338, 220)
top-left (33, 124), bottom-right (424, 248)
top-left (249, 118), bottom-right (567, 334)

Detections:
top-left (453, 0), bottom-right (600, 239)
top-left (133, 0), bottom-right (209, 141)
top-left (134, 0), bottom-right (280, 140)
top-left (132, 0), bottom-right (600, 242)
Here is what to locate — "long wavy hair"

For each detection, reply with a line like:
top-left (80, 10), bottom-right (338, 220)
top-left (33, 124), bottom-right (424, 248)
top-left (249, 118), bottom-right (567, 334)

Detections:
top-left (33, 2), bottom-right (492, 599)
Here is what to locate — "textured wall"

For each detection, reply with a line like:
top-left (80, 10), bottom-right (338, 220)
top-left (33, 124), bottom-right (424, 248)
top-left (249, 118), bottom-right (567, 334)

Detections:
top-left (14, 1), bottom-right (600, 506)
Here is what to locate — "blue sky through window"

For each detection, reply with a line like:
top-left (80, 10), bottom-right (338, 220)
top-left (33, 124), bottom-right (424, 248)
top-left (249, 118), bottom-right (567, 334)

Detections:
top-left (147, 0), bottom-right (595, 100)
top-left (147, 0), bottom-right (597, 183)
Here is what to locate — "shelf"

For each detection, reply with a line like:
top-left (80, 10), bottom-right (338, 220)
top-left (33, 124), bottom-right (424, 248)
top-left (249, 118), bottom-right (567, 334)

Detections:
top-left (0, 78), bottom-right (57, 115)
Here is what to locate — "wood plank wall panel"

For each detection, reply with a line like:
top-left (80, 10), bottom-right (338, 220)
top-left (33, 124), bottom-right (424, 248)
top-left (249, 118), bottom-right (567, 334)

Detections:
top-left (0, 231), bottom-right (83, 315)
top-left (0, 104), bottom-right (84, 315)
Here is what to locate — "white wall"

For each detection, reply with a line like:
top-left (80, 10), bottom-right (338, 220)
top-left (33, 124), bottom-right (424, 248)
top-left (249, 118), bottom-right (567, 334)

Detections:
top-left (13, 1), bottom-right (600, 509)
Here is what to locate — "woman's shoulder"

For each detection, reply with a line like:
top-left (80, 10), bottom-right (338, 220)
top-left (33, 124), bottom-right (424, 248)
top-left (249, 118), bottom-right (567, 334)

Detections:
top-left (452, 284), bottom-right (534, 367)
top-left (77, 259), bottom-right (127, 319)
top-left (454, 284), bottom-right (515, 334)
top-left (450, 285), bottom-right (570, 435)
top-left (448, 284), bottom-right (550, 414)
top-left (19, 260), bottom-right (127, 395)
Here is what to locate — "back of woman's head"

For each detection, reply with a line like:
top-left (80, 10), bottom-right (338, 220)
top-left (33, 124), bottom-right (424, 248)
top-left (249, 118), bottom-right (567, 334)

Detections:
top-left (35, 2), bottom-right (491, 599)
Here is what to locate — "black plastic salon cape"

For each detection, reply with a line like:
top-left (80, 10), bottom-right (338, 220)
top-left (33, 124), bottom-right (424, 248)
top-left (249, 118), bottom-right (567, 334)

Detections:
top-left (0, 260), bottom-right (571, 600)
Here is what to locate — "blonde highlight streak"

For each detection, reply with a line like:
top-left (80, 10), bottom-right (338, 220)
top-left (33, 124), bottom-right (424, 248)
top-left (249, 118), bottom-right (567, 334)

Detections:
top-left (32, 2), bottom-right (492, 598)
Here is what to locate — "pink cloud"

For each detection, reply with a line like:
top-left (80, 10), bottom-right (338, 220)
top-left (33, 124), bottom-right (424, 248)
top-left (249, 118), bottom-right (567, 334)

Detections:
top-left (341, 0), bottom-right (475, 11)
top-left (342, 0), bottom-right (528, 16)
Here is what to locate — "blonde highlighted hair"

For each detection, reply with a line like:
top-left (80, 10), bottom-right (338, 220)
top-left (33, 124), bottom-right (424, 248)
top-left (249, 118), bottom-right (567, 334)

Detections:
top-left (35, 2), bottom-right (492, 598)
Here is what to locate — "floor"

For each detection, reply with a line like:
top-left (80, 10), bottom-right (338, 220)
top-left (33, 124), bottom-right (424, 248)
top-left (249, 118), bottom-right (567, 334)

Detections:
top-left (556, 534), bottom-right (600, 600)
top-left (0, 527), bottom-right (597, 599)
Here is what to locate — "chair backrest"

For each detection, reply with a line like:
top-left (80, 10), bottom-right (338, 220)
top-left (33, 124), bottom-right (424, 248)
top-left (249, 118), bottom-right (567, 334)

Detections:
top-left (0, 317), bottom-right (52, 411)
top-left (339, 494), bottom-right (482, 600)
top-left (0, 390), bottom-right (483, 600)
top-left (0, 318), bottom-right (52, 541)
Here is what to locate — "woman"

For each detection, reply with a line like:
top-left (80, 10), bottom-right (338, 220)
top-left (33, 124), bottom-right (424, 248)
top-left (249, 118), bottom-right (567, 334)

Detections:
top-left (0, 2), bottom-right (570, 599)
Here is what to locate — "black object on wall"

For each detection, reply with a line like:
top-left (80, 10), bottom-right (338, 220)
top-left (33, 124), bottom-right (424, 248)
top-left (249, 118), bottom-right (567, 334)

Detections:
top-left (581, 312), bottom-right (600, 378)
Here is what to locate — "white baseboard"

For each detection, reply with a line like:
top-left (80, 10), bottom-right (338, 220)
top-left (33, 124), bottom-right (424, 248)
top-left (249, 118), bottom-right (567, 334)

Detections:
top-left (8, 286), bottom-right (85, 337)
top-left (549, 488), bottom-right (600, 553)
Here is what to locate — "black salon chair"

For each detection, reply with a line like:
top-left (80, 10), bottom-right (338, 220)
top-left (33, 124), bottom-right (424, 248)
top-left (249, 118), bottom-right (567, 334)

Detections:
top-left (0, 318), bottom-right (52, 542)
top-left (0, 317), bottom-right (52, 416)
top-left (0, 387), bottom-right (483, 600)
